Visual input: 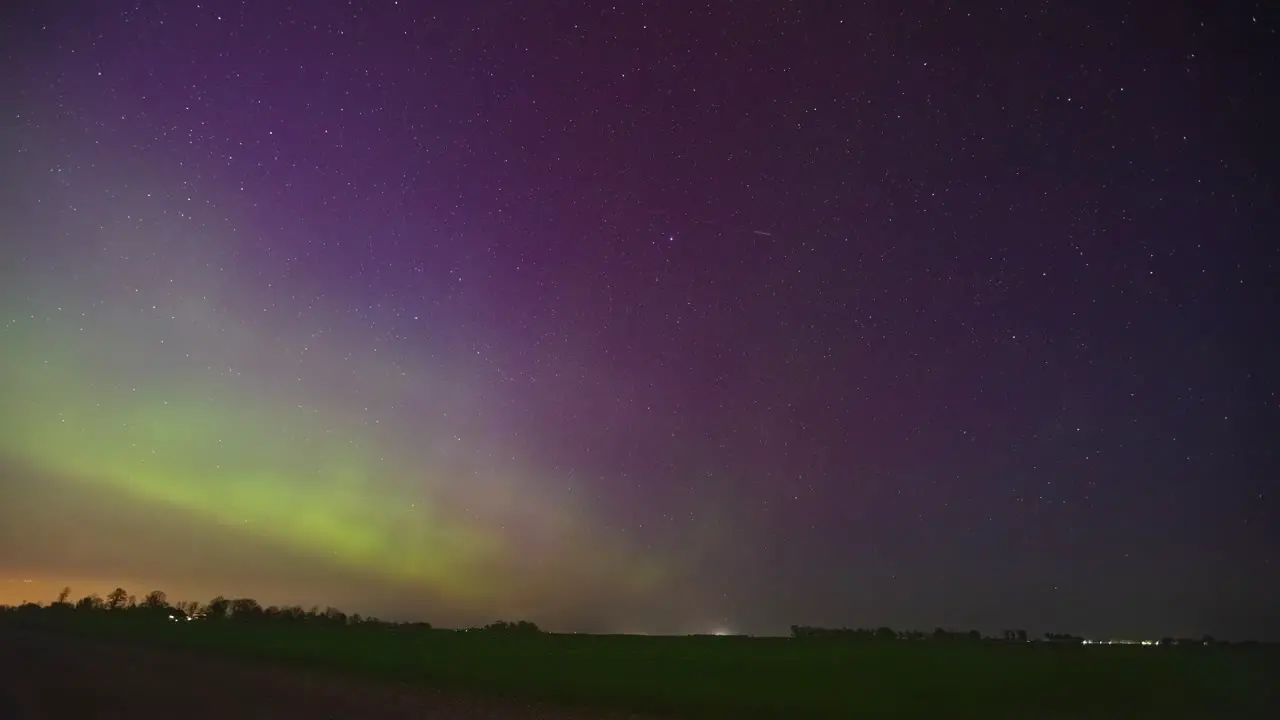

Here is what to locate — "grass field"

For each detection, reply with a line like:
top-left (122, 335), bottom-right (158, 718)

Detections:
top-left (7, 612), bottom-right (1276, 718)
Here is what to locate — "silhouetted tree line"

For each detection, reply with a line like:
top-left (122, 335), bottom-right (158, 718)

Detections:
top-left (789, 625), bottom-right (994, 642)
top-left (0, 587), bottom-right (553, 636)
top-left (1, 590), bottom-right (1259, 647)
top-left (472, 620), bottom-right (542, 634)
top-left (788, 626), bottom-right (1101, 644)
top-left (6, 586), bottom-right (409, 628)
top-left (787, 625), bottom-right (1268, 648)
top-left (194, 595), bottom-right (380, 627)
top-left (1002, 629), bottom-right (1030, 642)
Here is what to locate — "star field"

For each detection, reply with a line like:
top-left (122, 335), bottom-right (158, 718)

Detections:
top-left (1, 1), bottom-right (1277, 639)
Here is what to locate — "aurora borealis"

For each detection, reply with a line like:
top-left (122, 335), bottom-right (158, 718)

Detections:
top-left (2, 2), bottom-right (1277, 639)
top-left (0, 150), bottom-right (673, 627)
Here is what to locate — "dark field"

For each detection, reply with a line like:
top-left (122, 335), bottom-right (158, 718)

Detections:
top-left (3, 614), bottom-right (1277, 718)
top-left (0, 626), bottom-right (651, 719)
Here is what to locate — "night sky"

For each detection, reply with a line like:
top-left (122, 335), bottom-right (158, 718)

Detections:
top-left (2, 1), bottom-right (1277, 641)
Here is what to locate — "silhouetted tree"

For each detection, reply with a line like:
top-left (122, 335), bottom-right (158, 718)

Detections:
top-left (481, 620), bottom-right (541, 634)
top-left (106, 587), bottom-right (129, 610)
top-left (75, 594), bottom-right (104, 611)
top-left (230, 598), bottom-right (264, 620)
top-left (141, 590), bottom-right (168, 609)
top-left (790, 625), bottom-right (898, 642)
top-left (203, 596), bottom-right (230, 619)
top-left (48, 587), bottom-right (74, 612)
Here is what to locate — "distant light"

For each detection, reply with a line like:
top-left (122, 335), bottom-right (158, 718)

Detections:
top-left (711, 628), bottom-right (734, 636)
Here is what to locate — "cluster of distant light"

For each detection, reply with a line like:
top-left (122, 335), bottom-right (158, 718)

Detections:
top-left (1080, 639), bottom-right (1193, 646)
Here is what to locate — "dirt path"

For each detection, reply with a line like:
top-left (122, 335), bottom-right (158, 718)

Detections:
top-left (0, 627), bottom-right (660, 719)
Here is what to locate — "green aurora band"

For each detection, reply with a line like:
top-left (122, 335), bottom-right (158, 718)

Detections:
top-left (0, 177), bottom-right (675, 625)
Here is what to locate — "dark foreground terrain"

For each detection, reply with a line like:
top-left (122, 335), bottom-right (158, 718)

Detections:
top-left (0, 627), bottom-right (652, 720)
top-left (2, 613), bottom-right (1277, 718)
